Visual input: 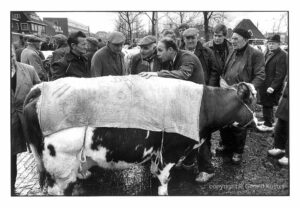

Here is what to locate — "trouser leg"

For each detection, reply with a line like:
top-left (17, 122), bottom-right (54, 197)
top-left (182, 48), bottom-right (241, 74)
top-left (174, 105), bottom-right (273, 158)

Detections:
top-left (232, 126), bottom-right (247, 154)
top-left (197, 138), bottom-right (214, 174)
top-left (274, 118), bottom-right (289, 151)
top-left (263, 106), bottom-right (274, 127)
top-left (220, 127), bottom-right (236, 153)
top-left (11, 154), bottom-right (17, 195)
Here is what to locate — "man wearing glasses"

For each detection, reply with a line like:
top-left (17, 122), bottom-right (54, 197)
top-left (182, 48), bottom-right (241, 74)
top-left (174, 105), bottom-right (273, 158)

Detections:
top-left (91, 31), bottom-right (126, 76)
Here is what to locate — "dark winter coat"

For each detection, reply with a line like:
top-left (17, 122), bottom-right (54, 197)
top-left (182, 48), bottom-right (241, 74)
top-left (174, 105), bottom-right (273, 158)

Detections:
top-left (204, 39), bottom-right (233, 73)
top-left (86, 49), bottom-right (98, 72)
top-left (51, 51), bottom-right (90, 80)
top-left (129, 51), bottom-right (162, 74)
top-left (275, 81), bottom-right (288, 122)
top-left (157, 50), bottom-right (205, 85)
top-left (11, 62), bottom-right (41, 155)
top-left (194, 41), bottom-right (220, 86)
top-left (258, 48), bottom-right (287, 107)
top-left (91, 46), bottom-right (125, 77)
top-left (51, 44), bottom-right (70, 64)
top-left (223, 44), bottom-right (265, 89)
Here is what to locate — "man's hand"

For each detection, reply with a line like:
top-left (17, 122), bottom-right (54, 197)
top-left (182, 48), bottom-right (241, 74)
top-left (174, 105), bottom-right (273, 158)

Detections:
top-left (267, 87), bottom-right (274, 94)
top-left (139, 72), bottom-right (158, 79)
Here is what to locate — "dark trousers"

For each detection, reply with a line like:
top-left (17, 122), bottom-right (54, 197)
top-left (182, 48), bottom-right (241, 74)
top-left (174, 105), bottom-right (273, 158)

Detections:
top-left (11, 154), bottom-right (17, 195)
top-left (274, 118), bottom-right (289, 156)
top-left (197, 137), bottom-right (214, 173)
top-left (184, 133), bottom-right (214, 174)
top-left (263, 106), bottom-right (274, 127)
top-left (220, 126), bottom-right (247, 154)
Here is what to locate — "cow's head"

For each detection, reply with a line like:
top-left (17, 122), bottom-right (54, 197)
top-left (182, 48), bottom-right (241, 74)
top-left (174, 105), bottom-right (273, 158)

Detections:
top-left (232, 82), bottom-right (257, 128)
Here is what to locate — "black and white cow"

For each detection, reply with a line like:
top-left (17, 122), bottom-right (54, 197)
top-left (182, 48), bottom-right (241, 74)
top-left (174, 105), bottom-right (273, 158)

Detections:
top-left (23, 81), bottom-right (257, 196)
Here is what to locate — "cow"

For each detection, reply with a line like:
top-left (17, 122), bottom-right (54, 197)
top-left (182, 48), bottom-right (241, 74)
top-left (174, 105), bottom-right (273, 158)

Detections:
top-left (23, 78), bottom-right (257, 196)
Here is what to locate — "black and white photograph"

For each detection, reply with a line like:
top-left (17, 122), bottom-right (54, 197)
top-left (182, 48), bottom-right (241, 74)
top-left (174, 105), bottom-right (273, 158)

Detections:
top-left (6, 0), bottom-right (299, 204)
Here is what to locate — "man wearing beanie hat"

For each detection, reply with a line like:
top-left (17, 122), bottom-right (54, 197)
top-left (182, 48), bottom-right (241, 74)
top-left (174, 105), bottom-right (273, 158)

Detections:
top-left (91, 31), bottom-right (126, 76)
top-left (217, 27), bottom-right (265, 164)
top-left (129, 35), bottom-right (163, 74)
top-left (257, 34), bottom-right (287, 132)
top-left (21, 35), bottom-right (48, 81)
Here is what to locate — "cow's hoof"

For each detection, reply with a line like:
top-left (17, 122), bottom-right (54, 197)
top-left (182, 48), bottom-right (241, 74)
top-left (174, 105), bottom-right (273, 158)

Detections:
top-left (195, 172), bottom-right (215, 183)
top-left (158, 185), bottom-right (168, 196)
top-left (77, 170), bottom-right (92, 179)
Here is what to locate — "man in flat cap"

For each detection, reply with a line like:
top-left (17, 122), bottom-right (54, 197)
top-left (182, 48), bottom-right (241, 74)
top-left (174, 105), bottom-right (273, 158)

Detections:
top-left (91, 31), bottom-right (126, 76)
top-left (178, 27), bottom-right (220, 183)
top-left (129, 35), bottom-right (162, 74)
top-left (217, 28), bottom-right (265, 164)
top-left (51, 31), bottom-right (89, 80)
top-left (178, 23), bottom-right (189, 50)
top-left (85, 37), bottom-right (99, 71)
top-left (257, 34), bottom-right (287, 132)
top-left (51, 34), bottom-right (69, 64)
top-left (21, 35), bottom-right (48, 81)
top-left (183, 28), bottom-right (219, 86)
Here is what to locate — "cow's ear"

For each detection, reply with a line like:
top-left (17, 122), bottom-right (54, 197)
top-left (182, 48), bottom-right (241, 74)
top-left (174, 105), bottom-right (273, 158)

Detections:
top-left (237, 82), bottom-right (251, 104)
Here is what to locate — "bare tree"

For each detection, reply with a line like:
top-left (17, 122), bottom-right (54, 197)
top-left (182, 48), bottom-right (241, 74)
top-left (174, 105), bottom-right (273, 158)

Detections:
top-left (143, 12), bottom-right (158, 36)
top-left (163, 12), bottom-right (201, 28)
top-left (115, 12), bottom-right (144, 42)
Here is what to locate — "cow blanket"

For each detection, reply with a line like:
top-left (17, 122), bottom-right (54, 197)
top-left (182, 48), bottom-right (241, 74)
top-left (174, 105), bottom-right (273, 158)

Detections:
top-left (37, 75), bottom-right (204, 142)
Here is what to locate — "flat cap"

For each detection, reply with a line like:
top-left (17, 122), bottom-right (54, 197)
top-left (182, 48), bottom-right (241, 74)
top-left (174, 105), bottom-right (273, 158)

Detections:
top-left (178, 23), bottom-right (189, 30)
top-left (86, 37), bottom-right (99, 46)
top-left (25, 35), bottom-right (42, 43)
top-left (183, 28), bottom-right (199, 37)
top-left (233, 28), bottom-right (252, 39)
top-left (107, 32), bottom-right (126, 44)
top-left (138, 35), bottom-right (156, 46)
top-left (53, 34), bottom-right (67, 41)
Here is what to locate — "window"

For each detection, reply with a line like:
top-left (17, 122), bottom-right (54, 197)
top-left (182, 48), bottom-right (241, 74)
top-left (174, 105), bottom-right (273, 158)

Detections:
top-left (12, 13), bottom-right (21, 19)
top-left (21, 23), bottom-right (28, 30)
top-left (15, 22), bottom-right (19, 30)
top-left (31, 23), bottom-right (35, 31)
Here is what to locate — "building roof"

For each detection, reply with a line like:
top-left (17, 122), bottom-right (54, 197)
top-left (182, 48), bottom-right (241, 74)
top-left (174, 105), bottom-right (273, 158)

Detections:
top-left (23, 12), bottom-right (46, 26)
top-left (234, 19), bottom-right (265, 39)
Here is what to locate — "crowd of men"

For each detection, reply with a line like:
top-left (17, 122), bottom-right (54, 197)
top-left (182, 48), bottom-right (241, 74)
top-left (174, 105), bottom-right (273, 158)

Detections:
top-left (11, 23), bottom-right (289, 195)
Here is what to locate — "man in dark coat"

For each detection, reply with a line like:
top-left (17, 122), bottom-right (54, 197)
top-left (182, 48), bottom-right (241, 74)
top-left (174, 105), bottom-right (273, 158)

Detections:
top-left (51, 31), bottom-right (89, 80)
top-left (11, 46), bottom-right (41, 195)
top-left (204, 24), bottom-right (233, 76)
top-left (129, 35), bottom-right (162, 74)
top-left (91, 31), bottom-right (126, 77)
top-left (257, 34), bottom-right (287, 131)
top-left (267, 80), bottom-right (289, 165)
top-left (218, 28), bottom-right (265, 164)
top-left (182, 28), bottom-right (220, 86)
top-left (40, 36), bottom-right (54, 51)
top-left (139, 37), bottom-right (205, 85)
top-left (85, 37), bottom-right (99, 71)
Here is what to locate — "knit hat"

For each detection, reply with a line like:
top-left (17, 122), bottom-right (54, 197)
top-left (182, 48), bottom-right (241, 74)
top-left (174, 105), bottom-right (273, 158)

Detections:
top-left (233, 28), bottom-right (252, 39)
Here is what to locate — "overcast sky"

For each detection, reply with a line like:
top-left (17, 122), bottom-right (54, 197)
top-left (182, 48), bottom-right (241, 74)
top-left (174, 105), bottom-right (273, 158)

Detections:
top-left (37, 11), bottom-right (288, 34)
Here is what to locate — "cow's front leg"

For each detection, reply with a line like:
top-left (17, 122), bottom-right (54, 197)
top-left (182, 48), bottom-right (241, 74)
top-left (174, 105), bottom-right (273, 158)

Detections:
top-left (151, 156), bottom-right (174, 196)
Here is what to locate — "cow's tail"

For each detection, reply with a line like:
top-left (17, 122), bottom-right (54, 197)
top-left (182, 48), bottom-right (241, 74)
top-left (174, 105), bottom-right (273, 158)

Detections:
top-left (23, 83), bottom-right (47, 188)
